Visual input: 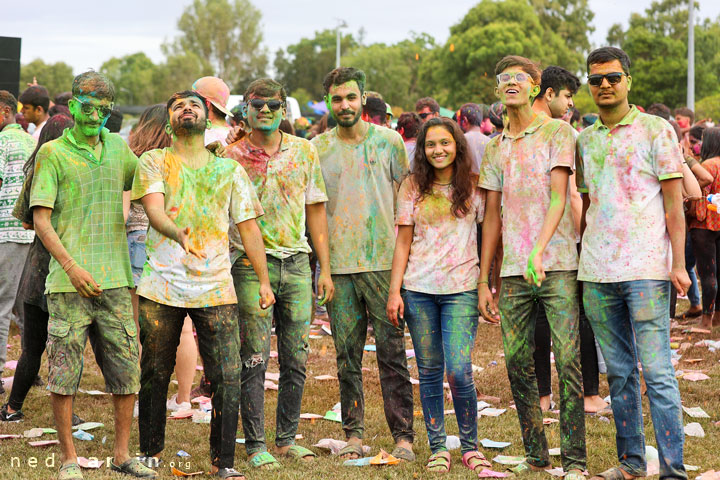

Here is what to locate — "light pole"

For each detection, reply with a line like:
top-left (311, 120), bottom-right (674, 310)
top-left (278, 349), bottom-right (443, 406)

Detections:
top-left (336, 19), bottom-right (348, 68)
top-left (687, 0), bottom-right (695, 110)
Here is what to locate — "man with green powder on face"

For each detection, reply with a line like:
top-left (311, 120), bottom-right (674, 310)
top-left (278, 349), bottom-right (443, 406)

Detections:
top-left (29, 71), bottom-right (157, 479)
top-left (223, 77), bottom-right (334, 469)
top-left (311, 67), bottom-right (415, 462)
top-left (478, 56), bottom-right (586, 479)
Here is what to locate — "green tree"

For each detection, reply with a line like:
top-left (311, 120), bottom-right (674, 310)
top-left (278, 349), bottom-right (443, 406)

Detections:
top-left (417, 0), bottom-right (585, 108)
top-left (154, 52), bottom-right (214, 102)
top-left (274, 29), bottom-right (358, 100)
top-left (606, 0), bottom-right (720, 108)
top-left (695, 93), bottom-right (720, 122)
top-left (100, 53), bottom-right (159, 105)
top-left (164, 0), bottom-right (268, 92)
top-left (341, 34), bottom-right (437, 110)
top-left (19, 59), bottom-right (75, 98)
top-left (530, 0), bottom-right (595, 52)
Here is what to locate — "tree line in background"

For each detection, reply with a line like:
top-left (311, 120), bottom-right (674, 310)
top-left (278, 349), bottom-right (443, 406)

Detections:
top-left (19, 0), bottom-right (720, 119)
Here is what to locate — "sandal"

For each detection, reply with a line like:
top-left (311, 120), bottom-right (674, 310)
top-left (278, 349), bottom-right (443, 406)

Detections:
top-left (58, 462), bottom-right (83, 480)
top-left (462, 451), bottom-right (492, 471)
top-left (426, 452), bottom-right (451, 473)
top-left (338, 444), bottom-right (364, 460)
top-left (109, 457), bottom-right (158, 477)
top-left (391, 446), bottom-right (416, 462)
top-left (675, 308), bottom-right (702, 320)
top-left (284, 445), bottom-right (317, 461)
top-left (591, 467), bottom-right (631, 480)
top-left (212, 467), bottom-right (245, 479)
top-left (248, 451), bottom-right (281, 470)
top-left (507, 461), bottom-right (548, 477)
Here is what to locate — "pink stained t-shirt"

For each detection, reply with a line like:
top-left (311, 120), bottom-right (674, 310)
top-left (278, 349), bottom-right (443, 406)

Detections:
top-left (396, 176), bottom-right (485, 294)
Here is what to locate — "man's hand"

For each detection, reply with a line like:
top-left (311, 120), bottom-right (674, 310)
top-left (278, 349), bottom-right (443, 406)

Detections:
top-left (67, 265), bottom-right (102, 298)
top-left (226, 125), bottom-right (246, 144)
top-left (175, 227), bottom-right (206, 259)
top-left (22, 221), bottom-right (33, 230)
top-left (316, 272), bottom-right (335, 306)
top-left (259, 283), bottom-right (275, 309)
top-left (670, 267), bottom-right (691, 297)
top-left (478, 283), bottom-right (500, 323)
top-left (386, 291), bottom-right (404, 327)
top-left (206, 141), bottom-right (226, 158)
top-left (524, 247), bottom-right (545, 287)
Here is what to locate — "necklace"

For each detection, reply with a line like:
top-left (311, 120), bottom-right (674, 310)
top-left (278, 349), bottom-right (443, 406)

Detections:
top-left (433, 181), bottom-right (452, 186)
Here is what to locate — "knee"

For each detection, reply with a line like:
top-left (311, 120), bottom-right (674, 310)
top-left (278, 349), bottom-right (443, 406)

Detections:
top-left (445, 363), bottom-right (474, 390)
top-left (417, 361), bottom-right (444, 381)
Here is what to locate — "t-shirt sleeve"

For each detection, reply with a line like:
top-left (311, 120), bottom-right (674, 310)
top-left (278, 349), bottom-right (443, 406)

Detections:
top-left (478, 141), bottom-right (503, 192)
top-left (131, 150), bottom-right (164, 200)
top-left (0, 138), bottom-right (7, 181)
top-left (575, 146), bottom-right (588, 193)
top-left (395, 176), bottom-right (415, 226)
top-left (304, 142), bottom-right (328, 204)
top-left (652, 122), bottom-right (684, 181)
top-left (29, 144), bottom-right (58, 209)
top-left (549, 123), bottom-right (576, 172)
top-left (475, 186), bottom-right (486, 224)
top-left (121, 141), bottom-right (138, 191)
top-left (230, 164), bottom-right (264, 224)
top-left (390, 131), bottom-right (410, 184)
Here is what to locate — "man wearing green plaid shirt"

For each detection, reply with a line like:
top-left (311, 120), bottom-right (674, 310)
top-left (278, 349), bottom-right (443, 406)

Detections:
top-left (30, 71), bottom-right (156, 480)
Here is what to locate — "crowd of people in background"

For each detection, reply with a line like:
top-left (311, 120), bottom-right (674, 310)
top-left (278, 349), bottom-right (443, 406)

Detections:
top-left (0, 44), bottom-right (715, 480)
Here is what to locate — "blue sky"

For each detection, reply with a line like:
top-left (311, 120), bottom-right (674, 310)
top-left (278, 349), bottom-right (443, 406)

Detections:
top-left (2, 0), bottom-right (718, 74)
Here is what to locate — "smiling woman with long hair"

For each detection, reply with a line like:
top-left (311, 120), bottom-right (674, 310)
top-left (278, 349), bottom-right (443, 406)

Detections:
top-left (387, 117), bottom-right (487, 474)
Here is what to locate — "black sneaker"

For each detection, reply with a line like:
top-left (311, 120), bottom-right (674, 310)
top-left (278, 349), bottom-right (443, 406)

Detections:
top-left (71, 413), bottom-right (85, 426)
top-left (0, 403), bottom-right (24, 422)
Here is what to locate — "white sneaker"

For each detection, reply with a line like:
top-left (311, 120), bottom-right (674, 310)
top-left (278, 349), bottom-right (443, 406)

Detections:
top-left (166, 394), bottom-right (191, 412)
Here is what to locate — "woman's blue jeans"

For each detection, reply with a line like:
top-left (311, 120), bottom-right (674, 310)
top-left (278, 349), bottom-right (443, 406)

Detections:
top-left (403, 289), bottom-right (479, 454)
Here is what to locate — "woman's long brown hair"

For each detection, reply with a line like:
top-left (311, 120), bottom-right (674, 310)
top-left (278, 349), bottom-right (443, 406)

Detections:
top-left (412, 117), bottom-right (476, 218)
top-left (128, 104), bottom-right (171, 156)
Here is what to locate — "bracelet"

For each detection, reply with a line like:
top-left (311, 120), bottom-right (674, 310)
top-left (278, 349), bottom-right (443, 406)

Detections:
top-left (63, 259), bottom-right (76, 272)
top-left (478, 280), bottom-right (489, 285)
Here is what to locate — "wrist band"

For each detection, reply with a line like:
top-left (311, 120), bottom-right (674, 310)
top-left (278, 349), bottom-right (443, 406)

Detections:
top-left (478, 280), bottom-right (489, 285)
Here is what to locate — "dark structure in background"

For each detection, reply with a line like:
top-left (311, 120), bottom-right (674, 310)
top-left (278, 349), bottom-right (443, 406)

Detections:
top-left (0, 37), bottom-right (21, 98)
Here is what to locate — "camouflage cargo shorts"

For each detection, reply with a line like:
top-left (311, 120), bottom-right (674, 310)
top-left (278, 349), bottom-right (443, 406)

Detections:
top-left (46, 287), bottom-right (140, 395)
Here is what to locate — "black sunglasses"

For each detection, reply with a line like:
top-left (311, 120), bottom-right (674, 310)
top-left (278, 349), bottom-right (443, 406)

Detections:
top-left (248, 99), bottom-right (284, 111)
top-left (418, 112), bottom-right (432, 119)
top-left (587, 72), bottom-right (626, 87)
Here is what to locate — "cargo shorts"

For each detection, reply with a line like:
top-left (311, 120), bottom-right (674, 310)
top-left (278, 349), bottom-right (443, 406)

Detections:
top-left (46, 287), bottom-right (140, 395)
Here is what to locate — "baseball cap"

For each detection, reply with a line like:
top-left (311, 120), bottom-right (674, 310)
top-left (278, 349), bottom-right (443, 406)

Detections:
top-left (192, 76), bottom-right (233, 117)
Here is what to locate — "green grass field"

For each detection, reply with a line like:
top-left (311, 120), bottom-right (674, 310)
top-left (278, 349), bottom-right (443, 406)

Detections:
top-left (0, 299), bottom-right (718, 479)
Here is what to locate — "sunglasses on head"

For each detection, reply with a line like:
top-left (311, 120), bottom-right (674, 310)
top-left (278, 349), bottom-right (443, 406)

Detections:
top-left (587, 72), bottom-right (626, 87)
top-left (496, 72), bottom-right (531, 84)
top-left (248, 99), bottom-right (284, 111)
top-left (73, 97), bottom-right (113, 118)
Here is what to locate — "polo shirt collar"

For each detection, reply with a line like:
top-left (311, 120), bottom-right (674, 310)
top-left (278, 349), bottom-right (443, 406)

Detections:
top-left (500, 112), bottom-right (547, 140)
top-left (592, 105), bottom-right (640, 131)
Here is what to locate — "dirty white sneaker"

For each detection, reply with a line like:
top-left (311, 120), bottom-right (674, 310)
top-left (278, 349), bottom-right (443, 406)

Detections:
top-left (166, 394), bottom-right (191, 412)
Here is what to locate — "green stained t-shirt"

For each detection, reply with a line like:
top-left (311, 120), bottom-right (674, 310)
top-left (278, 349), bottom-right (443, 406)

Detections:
top-left (312, 123), bottom-right (409, 274)
top-left (29, 127), bottom-right (137, 293)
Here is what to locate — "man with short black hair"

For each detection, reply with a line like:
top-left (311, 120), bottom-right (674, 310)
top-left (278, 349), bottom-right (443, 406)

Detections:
top-left (456, 103), bottom-right (490, 173)
top-left (30, 70), bottom-right (156, 479)
top-left (577, 46), bottom-right (688, 480)
top-left (19, 85), bottom-right (50, 140)
top-left (415, 96), bottom-right (440, 123)
top-left (647, 103), bottom-right (671, 121)
top-left (396, 112), bottom-right (421, 166)
top-left (533, 66), bottom-right (580, 120)
top-left (0, 90), bottom-right (36, 395)
top-left (362, 96), bottom-right (387, 126)
top-left (312, 67), bottom-right (415, 462)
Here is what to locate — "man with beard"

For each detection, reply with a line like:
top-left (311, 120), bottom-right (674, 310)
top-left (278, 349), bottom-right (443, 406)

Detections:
top-left (311, 67), bottom-right (415, 462)
top-left (30, 71), bottom-right (157, 479)
top-left (132, 90), bottom-right (273, 480)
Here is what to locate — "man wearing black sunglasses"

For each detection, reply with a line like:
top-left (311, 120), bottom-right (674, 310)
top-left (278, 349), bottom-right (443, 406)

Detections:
top-left (576, 47), bottom-right (689, 480)
top-left (224, 78), bottom-right (333, 469)
top-left (415, 97), bottom-right (440, 123)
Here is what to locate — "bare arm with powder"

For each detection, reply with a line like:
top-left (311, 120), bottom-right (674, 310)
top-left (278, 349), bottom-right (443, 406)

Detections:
top-left (140, 192), bottom-right (204, 258)
top-left (306, 202), bottom-right (334, 305)
top-left (33, 206), bottom-right (102, 298)
top-left (386, 225), bottom-right (413, 327)
top-left (478, 190), bottom-right (501, 323)
top-left (662, 178), bottom-right (691, 296)
top-left (525, 166), bottom-right (570, 287)
top-left (236, 219), bottom-right (275, 309)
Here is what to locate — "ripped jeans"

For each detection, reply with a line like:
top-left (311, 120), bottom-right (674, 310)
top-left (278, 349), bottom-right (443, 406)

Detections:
top-left (232, 253), bottom-right (313, 454)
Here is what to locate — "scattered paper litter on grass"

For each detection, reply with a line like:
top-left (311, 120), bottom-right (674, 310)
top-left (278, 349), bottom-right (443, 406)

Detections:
top-left (684, 327), bottom-right (712, 334)
top-left (77, 457), bottom-right (103, 469)
top-left (4, 360), bottom-right (17, 370)
top-left (683, 406), bottom-right (710, 418)
top-left (544, 467), bottom-right (590, 477)
top-left (321, 325), bottom-right (332, 335)
top-left (72, 422), bottom-right (103, 431)
top-left (309, 335), bottom-right (323, 339)
top-left (263, 380), bottom-right (278, 390)
top-left (364, 344), bottom-right (376, 352)
top-left (405, 349), bottom-right (415, 358)
top-left (478, 468), bottom-right (510, 478)
top-left (447, 435), bottom-right (461, 450)
top-left (191, 396), bottom-right (211, 404)
top-left (696, 470), bottom-right (720, 480)
top-left (192, 411), bottom-right (210, 423)
top-left (683, 372), bottom-right (710, 382)
top-left (410, 377), bottom-right (419, 385)
top-left (77, 389), bottom-right (107, 395)
top-left (29, 440), bottom-right (59, 447)
top-left (548, 448), bottom-right (561, 456)
top-left (171, 466), bottom-right (204, 476)
top-left (1, 376), bottom-right (13, 390)
top-left (543, 418), bottom-right (559, 425)
top-left (23, 428), bottom-right (45, 438)
top-left (444, 409), bottom-right (455, 415)
top-left (492, 455), bottom-right (525, 465)
top-left (479, 408), bottom-right (506, 417)
top-left (314, 374), bottom-right (337, 381)
top-left (72, 430), bottom-right (93, 441)
top-left (646, 445), bottom-right (660, 476)
top-left (477, 401), bottom-right (492, 411)
top-left (685, 464), bottom-right (700, 471)
top-left (369, 449), bottom-right (400, 465)
top-left (312, 438), bottom-right (372, 455)
top-left (169, 410), bottom-right (193, 420)
top-left (684, 422), bottom-right (705, 437)
top-left (481, 438), bottom-right (511, 449)
top-left (473, 364), bottom-right (485, 373)
top-left (323, 410), bottom-right (342, 422)
top-left (177, 450), bottom-right (191, 457)
top-left (343, 457), bottom-right (373, 467)
top-left (269, 350), bottom-right (278, 358)
top-left (265, 372), bottom-right (280, 381)
top-left (300, 413), bottom-right (324, 420)
top-left (0, 434), bottom-right (22, 440)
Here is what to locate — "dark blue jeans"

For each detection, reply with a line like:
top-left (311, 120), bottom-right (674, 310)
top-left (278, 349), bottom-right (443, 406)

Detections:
top-left (583, 281), bottom-right (686, 480)
top-left (403, 289), bottom-right (479, 454)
